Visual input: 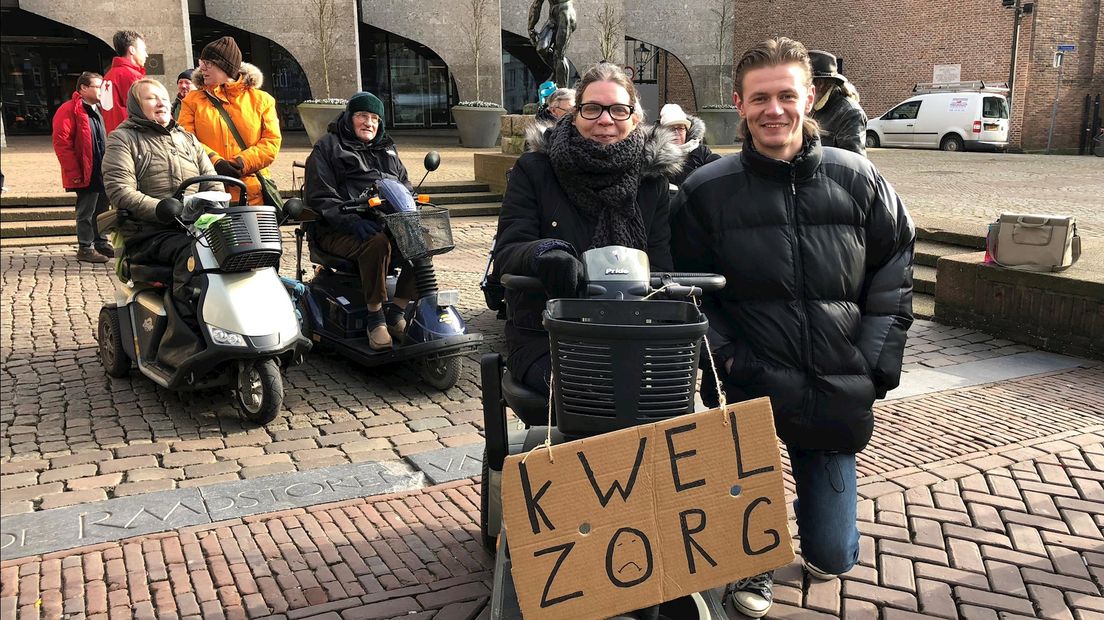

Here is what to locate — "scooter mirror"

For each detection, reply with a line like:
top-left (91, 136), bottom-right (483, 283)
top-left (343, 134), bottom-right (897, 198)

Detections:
top-left (155, 197), bottom-right (184, 224)
top-left (282, 197), bottom-right (305, 220)
top-left (424, 151), bottom-right (441, 172)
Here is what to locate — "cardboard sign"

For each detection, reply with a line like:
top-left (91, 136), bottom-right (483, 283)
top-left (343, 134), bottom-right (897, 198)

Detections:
top-left (501, 398), bottom-right (794, 620)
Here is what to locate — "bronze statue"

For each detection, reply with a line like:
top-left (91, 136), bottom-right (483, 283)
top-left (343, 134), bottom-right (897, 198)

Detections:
top-left (528, 0), bottom-right (576, 87)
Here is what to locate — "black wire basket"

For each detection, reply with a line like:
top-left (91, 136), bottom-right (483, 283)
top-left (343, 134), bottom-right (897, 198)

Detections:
top-left (202, 205), bottom-right (282, 272)
top-left (382, 205), bottom-right (454, 260)
top-left (544, 298), bottom-right (708, 438)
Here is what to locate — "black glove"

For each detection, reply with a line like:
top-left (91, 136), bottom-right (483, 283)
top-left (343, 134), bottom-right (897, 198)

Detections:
top-left (214, 158), bottom-right (243, 178)
top-left (352, 218), bottom-right (381, 241)
top-left (534, 249), bottom-right (583, 299)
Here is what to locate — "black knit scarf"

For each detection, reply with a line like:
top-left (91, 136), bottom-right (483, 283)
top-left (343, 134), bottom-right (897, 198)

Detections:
top-left (546, 119), bottom-right (648, 250)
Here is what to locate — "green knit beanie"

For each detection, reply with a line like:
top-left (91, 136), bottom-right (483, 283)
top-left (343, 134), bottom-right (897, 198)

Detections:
top-left (347, 92), bottom-right (385, 121)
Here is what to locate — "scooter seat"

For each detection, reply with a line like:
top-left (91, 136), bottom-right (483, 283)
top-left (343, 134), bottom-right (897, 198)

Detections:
top-left (502, 370), bottom-right (552, 427)
top-left (126, 262), bottom-right (173, 286)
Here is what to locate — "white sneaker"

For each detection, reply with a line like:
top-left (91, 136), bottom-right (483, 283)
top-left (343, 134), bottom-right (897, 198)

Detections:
top-left (728, 572), bottom-right (773, 618)
top-left (805, 560), bottom-right (838, 581)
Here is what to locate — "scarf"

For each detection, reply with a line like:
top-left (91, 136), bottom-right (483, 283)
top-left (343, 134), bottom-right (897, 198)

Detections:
top-left (546, 118), bottom-right (648, 251)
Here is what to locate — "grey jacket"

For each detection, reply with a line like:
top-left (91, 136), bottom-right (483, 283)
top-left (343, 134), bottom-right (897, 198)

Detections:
top-left (102, 90), bottom-right (220, 240)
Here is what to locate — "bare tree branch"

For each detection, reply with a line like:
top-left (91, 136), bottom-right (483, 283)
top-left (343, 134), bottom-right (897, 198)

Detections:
top-left (710, 0), bottom-right (735, 104)
top-left (462, 0), bottom-right (492, 101)
top-left (306, 0), bottom-right (341, 99)
top-left (596, 1), bottom-right (624, 63)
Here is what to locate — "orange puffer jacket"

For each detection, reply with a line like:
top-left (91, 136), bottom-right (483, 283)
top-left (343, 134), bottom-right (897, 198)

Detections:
top-left (178, 62), bottom-right (281, 205)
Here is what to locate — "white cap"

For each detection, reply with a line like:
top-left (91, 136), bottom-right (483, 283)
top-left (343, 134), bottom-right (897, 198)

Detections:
top-left (659, 104), bottom-right (690, 129)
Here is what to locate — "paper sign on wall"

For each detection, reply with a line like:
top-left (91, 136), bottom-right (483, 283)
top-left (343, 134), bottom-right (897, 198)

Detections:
top-left (500, 398), bottom-right (794, 620)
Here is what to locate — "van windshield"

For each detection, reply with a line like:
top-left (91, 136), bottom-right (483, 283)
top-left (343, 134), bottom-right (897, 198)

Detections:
top-left (983, 97), bottom-right (1009, 119)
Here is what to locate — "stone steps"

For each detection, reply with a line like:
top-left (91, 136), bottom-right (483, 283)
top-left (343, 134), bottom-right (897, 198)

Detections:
top-left (0, 181), bottom-right (501, 239)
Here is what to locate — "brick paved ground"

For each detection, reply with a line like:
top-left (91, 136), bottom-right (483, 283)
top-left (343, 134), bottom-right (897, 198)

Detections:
top-left (1, 367), bottom-right (1101, 619)
top-left (0, 217), bottom-right (1078, 516)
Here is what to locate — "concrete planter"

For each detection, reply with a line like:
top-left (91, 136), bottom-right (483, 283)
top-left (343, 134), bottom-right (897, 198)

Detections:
top-left (697, 109), bottom-right (742, 146)
top-left (297, 103), bottom-right (345, 146)
top-left (452, 106), bottom-right (506, 148)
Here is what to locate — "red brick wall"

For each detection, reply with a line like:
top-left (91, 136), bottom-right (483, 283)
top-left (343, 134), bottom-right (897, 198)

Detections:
top-left (658, 51), bottom-right (698, 112)
top-left (1017, 0), bottom-right (1102, 151)
top-left (721, 0), bottom-right (1101, 151)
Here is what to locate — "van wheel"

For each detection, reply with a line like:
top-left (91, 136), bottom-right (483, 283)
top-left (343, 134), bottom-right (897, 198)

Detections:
top-left (940, 134), bottom-right (965, 152)
top-left (865, 132), bottom-right (880, 148)
top-left (235, 358), bottom-right (283, 425)
top-left (98, 306), bottom-right (131, 378)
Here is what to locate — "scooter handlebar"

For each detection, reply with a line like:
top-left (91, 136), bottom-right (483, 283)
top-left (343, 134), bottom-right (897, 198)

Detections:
top-left (500, 272), bottom-right (726, 296)
top-left (173, 175), bottom-right (250, 206)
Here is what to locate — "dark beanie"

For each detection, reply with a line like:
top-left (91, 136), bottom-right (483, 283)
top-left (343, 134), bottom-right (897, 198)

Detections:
top-left (200, 36), bottom-right (242, 78)
top-left (177, 69), bottom-right (194, 82)
top-left (347, 92), bottom-right (385, 120)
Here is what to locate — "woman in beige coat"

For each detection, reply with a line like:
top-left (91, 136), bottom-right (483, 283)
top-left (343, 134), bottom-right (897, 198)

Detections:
top-left (102, 78), bottom-right (223, 365)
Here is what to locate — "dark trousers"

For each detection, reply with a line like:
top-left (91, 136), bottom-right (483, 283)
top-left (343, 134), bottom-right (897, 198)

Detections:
top-left (314, 231), bottom-right (416, 305)
top-left (75, 189), bottom-right (110, 247)
top-left (127, 231), bottom-right (204, 367)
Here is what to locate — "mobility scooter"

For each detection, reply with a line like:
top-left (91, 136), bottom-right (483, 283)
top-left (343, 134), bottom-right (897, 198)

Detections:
top-left (97, 175), bottom-right (311, 425)
top-left (290, 152), bottom-right (481, 390)
top-left (479, 245), bottom-right (731, 619)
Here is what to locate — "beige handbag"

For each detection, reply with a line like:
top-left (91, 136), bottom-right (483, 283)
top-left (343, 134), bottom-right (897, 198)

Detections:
top-left (986, 213), bottom-right (1081, 272)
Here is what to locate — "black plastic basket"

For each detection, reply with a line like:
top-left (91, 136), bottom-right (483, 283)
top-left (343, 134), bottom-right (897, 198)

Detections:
top-left (382, 205), bottom-right (454, 260)
top-left (544, 298), bottom-right (708, 437)
top-left (202, 205), bottom-right (282, 272)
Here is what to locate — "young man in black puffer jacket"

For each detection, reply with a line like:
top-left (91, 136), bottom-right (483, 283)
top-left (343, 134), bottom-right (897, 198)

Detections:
top-left (671, 37), bottom-right (914, 619)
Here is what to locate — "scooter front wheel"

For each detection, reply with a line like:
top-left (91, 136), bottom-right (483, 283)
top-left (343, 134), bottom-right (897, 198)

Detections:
top-left (98, 306), bottom-right (131, 378)
top-left (235, 358), bottom-right (284, 425)
top-left (420, 355), bottom-right (462, 390)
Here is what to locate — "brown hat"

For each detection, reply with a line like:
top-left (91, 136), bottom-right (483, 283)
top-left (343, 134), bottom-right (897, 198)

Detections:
top-left (200, 36), bottom-right (242, 78)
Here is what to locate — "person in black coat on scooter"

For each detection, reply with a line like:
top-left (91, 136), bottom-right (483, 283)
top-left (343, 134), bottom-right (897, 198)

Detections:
top-left (493, 61), bottom-right (685, 396)
top-left (304, 92), bottom-right (415, 351)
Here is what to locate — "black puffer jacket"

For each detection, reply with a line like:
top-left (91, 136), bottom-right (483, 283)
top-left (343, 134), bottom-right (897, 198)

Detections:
top-left (303, 112), bottom-right (411, 233)
top-left (494, 122), bottom-right (684, 380)
top-left (812, 89), bottom-right (868, 156)
top-left (670, 115), bottom-right (722, 187)
top-left (671, 138), bottom-right (914, 453)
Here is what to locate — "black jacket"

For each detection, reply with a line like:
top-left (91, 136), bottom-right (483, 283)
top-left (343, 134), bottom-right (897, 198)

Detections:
top-left (812, 89), bottom-right (868, 156)
top-left (304, 112), bottom-right (411, 234)
top-left (669, 115), bottom-right (722, 187)
top-left (671, 138), bottom-right (914, 453)
top-left (494, 122), bottom-right (684, 380)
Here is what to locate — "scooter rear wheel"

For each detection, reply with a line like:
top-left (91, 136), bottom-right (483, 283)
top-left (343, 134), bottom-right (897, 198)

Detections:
top-left (235, 358), bottom-right (284, 425)
top-left (98, 306), bottom-right (131, 378)
top-left (420, 356), bottom-right (462, 390)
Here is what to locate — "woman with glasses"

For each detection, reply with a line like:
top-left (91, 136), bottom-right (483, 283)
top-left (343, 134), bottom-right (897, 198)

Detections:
top-left (492, 61), bottom-right (685, 395)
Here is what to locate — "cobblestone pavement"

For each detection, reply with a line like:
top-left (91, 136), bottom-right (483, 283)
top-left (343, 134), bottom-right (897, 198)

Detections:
top-left (1, 368), bottom-right (1101, 620)
top-left (2, 217), bottom-right (1088, 516)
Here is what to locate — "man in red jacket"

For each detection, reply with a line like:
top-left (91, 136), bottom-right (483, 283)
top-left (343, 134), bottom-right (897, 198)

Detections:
top-left (99, 30), bottom-right (147, 133)
top-left (52, 71), bottom-right (112, 263)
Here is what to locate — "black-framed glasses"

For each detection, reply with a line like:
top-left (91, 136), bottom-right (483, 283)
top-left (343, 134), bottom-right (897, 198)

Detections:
top-left (577, 102), bottom-right (634, 121)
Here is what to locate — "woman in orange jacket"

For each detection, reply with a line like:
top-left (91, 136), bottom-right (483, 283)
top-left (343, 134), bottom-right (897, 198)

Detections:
top-left (178, 36), bottom-right (281, 206)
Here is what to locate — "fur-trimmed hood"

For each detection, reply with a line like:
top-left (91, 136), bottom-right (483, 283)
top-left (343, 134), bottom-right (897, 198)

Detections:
top-left (191, 62), bottom-right (264, 90)
top-left (524, 120), bottom-right (685, 179)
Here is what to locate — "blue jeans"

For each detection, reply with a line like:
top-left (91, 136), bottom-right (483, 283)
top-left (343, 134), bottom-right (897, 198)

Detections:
top-left (788, 447), bottom-right (860, 575)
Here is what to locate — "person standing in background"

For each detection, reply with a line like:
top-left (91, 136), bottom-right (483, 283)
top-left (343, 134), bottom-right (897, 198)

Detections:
top-left (99, 30), bottom-right (148, 133)
top-left (809, 50), bottom-right (868, 156)
top-left (172, 69), bottom-right (196, 120)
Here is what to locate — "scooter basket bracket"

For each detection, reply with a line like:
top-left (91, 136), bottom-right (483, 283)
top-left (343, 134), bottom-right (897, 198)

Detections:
top-left (544, 298), bottom-right (708, 437)
top-left (202, 205), bottom-right (283, 272)
top-left (383, 205), bottom-right (454, 260)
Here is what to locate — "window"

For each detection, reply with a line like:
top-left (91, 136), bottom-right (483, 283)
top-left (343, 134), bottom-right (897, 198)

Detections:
top-left (983, 96), bottom-right (1008, 119)
top-left (886, 101), bottom-right (921, 120)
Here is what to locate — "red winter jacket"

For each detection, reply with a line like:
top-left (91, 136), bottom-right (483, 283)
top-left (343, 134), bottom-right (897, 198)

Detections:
top-left (100, 57), bottom-right (146, 133)
top-left (51, 93), bottom-right (98, 191)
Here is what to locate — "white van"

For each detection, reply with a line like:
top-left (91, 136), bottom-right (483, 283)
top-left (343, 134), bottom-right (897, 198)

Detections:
top-left (865, 82), bottom-right (1009, 152)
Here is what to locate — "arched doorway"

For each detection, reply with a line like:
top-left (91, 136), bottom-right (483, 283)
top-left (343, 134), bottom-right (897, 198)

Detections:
top-left (359, 23), bottom-right (458, 129)
top-left (0, 8), bottom-right (114, 135)
top-left (189, 14), bottom-right (311, 131)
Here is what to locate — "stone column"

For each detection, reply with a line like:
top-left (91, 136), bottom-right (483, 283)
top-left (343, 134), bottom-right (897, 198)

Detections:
top-left (20, 0), bottom-right (193, 86)
top-left (367, 0), bottom-right (504, 104)
top-left (205, 0), bottom-right (361, 99)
